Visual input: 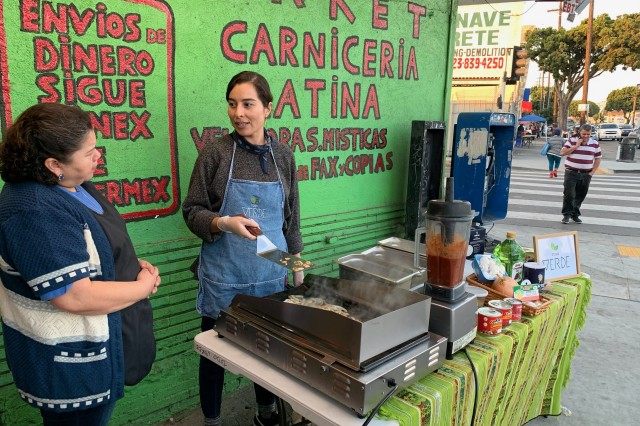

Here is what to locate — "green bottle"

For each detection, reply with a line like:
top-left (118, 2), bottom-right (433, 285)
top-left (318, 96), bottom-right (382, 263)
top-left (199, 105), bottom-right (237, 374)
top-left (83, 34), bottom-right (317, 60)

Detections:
top-left (493, 232), bottom-right (526, 283)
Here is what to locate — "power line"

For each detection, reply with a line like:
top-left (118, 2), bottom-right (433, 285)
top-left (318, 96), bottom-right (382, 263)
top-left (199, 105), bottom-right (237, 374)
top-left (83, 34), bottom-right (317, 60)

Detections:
top-left (480, 0), bottom-right (538, 17)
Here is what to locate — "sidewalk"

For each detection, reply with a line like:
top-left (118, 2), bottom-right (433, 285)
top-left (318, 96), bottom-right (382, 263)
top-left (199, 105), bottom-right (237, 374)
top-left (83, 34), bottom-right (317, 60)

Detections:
top-left (506, 139), bottom-right (640, 425)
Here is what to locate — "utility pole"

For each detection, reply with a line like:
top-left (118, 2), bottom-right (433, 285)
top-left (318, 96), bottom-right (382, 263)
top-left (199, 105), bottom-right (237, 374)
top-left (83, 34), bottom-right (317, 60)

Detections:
top-left (541, 71), bottom-right (547, 111)
top-left (552, 1), bottom-right (562, 125)
top-left (579, 0), bottom-right (594, 126)
top-left (499, 72), bottom-right (507, 113)
top-left (538, 73), bottom-right (543, 112)
top-left (546, 73), bottom-right (552, 110)
top-left (632, 84), bottom-right (639, 127)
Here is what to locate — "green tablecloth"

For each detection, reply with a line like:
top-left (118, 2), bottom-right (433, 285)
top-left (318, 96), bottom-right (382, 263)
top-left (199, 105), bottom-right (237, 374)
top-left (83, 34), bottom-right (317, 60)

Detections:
top-left (378, 275), bottom-right (591, 426)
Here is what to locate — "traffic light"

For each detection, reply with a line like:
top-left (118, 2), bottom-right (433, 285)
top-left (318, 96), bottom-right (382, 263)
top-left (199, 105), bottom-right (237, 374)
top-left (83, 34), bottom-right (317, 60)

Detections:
top-left (506, 46), bottom-right (528, 85)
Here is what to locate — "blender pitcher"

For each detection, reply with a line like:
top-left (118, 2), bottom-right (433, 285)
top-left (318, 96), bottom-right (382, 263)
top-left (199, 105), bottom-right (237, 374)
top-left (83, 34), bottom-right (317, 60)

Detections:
top-left (420, 177), bottom-right (474, 288)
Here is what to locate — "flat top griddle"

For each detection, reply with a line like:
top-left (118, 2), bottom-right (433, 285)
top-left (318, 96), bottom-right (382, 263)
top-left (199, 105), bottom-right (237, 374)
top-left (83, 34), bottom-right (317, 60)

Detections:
top-left (228, 274), bottom-right (432, 371)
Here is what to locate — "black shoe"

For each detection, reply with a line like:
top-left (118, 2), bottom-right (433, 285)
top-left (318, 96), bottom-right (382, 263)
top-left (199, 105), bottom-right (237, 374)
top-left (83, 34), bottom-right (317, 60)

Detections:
top-left (561, 216), bottom-right (570, 224)
top-left (572, 216), bottom-right (582, 224)
top-left (253, 412), bottom-right (279, 426)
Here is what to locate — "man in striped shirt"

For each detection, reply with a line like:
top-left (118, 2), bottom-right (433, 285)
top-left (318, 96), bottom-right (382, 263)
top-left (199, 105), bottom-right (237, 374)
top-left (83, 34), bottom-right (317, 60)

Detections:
top-left (559, 124), bottom-right (602, 224)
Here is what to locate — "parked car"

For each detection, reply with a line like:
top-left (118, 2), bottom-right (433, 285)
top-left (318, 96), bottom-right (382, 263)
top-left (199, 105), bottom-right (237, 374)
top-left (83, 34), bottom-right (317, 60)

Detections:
top-left (596, 123), bottom-right (622, 141)
top-left (619, 124), bottom-right (633, 137)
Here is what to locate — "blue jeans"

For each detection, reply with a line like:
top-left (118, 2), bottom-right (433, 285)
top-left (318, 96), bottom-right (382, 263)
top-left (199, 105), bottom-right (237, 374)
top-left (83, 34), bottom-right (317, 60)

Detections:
top-left (562, 169), bottom-right (592, 218)
top-left (199, 316), bottom-right (275, 419)
top-left (41, 401), bottom-right (115, 426)
top-left (547, 154), bottom-right (561, 171)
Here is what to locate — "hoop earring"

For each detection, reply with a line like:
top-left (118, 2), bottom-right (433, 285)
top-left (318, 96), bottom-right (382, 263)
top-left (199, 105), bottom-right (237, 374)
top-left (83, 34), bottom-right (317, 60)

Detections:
top-left (58, 173), bottom-right (65, 181)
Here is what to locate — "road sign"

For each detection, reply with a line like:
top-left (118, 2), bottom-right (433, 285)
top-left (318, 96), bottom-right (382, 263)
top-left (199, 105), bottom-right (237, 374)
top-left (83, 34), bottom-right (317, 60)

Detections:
top-left (563, 0), bottom-right (589, 21)
top-left (575, 0), bottom-right (590, 15)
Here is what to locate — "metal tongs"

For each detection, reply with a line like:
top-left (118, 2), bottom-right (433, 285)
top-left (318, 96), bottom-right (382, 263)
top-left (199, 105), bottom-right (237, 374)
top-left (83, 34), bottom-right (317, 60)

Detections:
top-left (245, 225), bottom-right (315, 272)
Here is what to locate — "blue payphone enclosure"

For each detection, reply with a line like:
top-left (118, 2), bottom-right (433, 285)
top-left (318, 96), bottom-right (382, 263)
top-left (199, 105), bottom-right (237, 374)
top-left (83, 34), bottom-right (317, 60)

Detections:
top-left (452, 112), bottom-right (516, 224)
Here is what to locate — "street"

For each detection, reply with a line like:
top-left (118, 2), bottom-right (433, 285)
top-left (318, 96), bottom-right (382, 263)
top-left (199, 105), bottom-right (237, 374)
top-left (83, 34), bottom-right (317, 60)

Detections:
top-left (508, 137), bottom-right (638, 229)
top-left (506, 169), bottom-right (640, 237)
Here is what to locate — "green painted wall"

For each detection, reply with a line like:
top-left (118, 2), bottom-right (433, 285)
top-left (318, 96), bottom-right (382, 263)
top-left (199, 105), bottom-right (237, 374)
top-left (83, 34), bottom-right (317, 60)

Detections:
top-left (0, 0), bottom-right (456, 423)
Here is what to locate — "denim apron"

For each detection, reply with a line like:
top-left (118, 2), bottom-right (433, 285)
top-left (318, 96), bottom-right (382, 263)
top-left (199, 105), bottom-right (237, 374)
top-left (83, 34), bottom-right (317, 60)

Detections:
top-left (197, 143), bottom-right (287, 318)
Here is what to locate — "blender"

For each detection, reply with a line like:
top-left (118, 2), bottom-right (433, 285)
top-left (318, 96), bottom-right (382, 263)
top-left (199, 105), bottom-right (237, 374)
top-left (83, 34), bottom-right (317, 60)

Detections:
top-left (414, 177), bottom-right (478, 358)
top-left (423, 176), bottom-right (473, 301)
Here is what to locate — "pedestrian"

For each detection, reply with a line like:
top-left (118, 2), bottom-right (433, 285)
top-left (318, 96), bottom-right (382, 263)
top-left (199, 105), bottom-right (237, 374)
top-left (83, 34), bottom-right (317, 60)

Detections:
top-left (183, 70), bottom-right (305, 426)
top-left (516, 123), bottom-right (525, 147)
top-left (559, 124), bottom-right (602, 224)
top-left (0, 103), bottom-right (161, 425)
top-left (546, 128), bottom-right (564, 178)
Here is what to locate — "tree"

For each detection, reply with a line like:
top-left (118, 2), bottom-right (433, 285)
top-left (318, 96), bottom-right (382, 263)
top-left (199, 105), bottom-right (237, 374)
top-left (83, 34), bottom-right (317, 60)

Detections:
top-left (536, 107), bottom-right (553, 123)
top-left (526, 13), bottom-right (640, 131)
top-left (568, 100), bottom-right (600, 120)
top-left (529, 85), bottom-right (554, 113)
top-left (592, 112), bottom-right (604, 124)
top-left (605, 86), bottom-right (636, 123)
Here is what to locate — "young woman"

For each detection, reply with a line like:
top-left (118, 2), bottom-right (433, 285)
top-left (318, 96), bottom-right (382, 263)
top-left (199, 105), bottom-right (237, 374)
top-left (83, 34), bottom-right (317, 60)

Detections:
top-left (183, 71), bottom-right (304, 426)
top-left (0, 103), bottom-right (160, 425)
top-left (546, 128), bottom-right (564, 178)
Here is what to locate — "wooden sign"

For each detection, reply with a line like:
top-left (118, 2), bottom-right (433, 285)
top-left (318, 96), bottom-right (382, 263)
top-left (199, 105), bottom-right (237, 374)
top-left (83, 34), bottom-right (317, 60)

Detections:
top-left (533, 231), bottom-right (580, 281)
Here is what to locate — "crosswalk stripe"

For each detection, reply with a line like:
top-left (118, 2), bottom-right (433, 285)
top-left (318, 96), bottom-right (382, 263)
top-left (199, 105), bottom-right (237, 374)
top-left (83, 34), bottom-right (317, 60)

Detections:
top-left (510, 179), bottom-right (638, 189)
top-left (507, 199), bottom-right (640, 214)
top-left (497, 170), bottom-right (640, 236)
top-left (512, 170), bottom-right (635, 175)
top-left (508, 188), bottom-right (640, 201)
top-left (505, 211), bottom-right (640, 229)
top-left (511, 172), bottom-right (638, 180)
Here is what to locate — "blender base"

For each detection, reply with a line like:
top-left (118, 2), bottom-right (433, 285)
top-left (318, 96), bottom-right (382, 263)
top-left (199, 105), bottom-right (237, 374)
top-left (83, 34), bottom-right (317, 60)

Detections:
top-left (424, 281), bottom-right (467, 302)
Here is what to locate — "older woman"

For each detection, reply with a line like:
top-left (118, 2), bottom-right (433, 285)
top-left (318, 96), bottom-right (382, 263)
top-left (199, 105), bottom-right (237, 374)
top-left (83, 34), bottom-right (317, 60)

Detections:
top-left (0, 103), bottom-right (160, 425)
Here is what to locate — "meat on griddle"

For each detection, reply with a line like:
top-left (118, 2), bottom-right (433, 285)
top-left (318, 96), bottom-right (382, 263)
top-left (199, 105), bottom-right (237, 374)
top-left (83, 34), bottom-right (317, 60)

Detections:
top-left (284, 295), bottom-right (355, 319)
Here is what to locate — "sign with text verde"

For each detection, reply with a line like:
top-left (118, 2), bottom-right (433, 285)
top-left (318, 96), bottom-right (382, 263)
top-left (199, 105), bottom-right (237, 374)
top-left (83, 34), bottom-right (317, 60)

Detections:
top-left (0, 0), bottom-right (178, 221)
top-left (533, 232), bottom-right (581, 281)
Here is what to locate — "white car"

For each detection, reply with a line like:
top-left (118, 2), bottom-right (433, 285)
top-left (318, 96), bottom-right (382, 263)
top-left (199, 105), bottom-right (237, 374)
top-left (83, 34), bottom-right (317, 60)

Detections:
top-left (596, 123), bottom-right (622, 141)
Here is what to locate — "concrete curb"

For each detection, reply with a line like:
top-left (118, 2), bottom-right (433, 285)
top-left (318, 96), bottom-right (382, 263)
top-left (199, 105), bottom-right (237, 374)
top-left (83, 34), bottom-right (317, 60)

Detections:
top-left (595, 168), bottom-right (614, 175)
top-left (608, 169), bottom-right (640, 175)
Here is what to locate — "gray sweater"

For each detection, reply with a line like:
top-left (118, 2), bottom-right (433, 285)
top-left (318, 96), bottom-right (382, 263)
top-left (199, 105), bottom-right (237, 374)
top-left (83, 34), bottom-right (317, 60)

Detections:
top-left (182, 134), bottom-right (303, 254)
top-left (547, 137), bottom-right (564, 157)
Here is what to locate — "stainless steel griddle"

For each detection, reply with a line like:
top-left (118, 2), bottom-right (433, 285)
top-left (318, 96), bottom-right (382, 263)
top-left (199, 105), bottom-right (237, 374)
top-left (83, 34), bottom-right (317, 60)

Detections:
top-left (216, 274), bottom-right (447, 416)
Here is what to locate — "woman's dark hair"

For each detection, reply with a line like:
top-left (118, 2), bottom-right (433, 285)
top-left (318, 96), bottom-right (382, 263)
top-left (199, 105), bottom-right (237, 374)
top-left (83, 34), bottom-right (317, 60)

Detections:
top-left (226, 71), bottom-right (273, 107)
top-left (0, 103), bottom-right (93, 185)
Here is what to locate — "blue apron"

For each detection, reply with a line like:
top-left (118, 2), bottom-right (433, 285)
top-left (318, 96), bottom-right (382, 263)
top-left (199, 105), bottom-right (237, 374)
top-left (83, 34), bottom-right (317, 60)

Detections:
top-left (197, 143), bottom-right (287, 318)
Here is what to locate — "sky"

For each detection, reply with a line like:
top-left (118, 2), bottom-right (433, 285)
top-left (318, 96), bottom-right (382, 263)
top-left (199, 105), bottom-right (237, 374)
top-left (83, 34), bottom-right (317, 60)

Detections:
top-left (520, 0), bottom-right (639, 103)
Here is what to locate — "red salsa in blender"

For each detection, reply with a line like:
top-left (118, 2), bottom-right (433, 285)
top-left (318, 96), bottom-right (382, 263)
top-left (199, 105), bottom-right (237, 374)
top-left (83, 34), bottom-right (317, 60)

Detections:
top-left (427, 237), bottom-right (468, 287)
